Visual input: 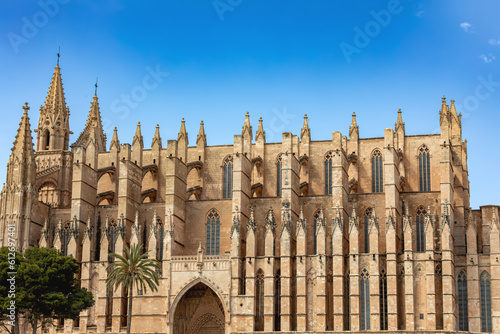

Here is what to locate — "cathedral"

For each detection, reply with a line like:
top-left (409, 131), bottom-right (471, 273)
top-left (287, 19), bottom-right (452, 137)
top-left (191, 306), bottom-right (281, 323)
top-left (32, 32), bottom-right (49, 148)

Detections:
top-left (0, 62), bottom-right (499, 334)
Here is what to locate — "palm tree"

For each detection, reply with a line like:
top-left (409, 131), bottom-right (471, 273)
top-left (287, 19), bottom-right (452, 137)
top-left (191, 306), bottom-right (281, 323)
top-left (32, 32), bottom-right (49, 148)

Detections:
top-left (106, 244), bottom-right (160, 334)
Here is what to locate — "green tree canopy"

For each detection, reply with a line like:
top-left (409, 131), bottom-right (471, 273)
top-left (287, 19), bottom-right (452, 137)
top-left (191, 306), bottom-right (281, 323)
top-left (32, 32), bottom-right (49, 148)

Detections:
top-left (0, 247), bottom-right (94, 334)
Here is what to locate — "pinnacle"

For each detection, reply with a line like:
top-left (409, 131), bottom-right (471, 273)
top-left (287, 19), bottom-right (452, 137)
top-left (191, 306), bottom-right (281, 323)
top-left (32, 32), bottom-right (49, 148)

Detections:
top-left (256, 116), bottom-right (265, 141)
top-left (72, 92), bottom-right (106, 152)
top-left (42, 65), bottom-right (68, 118)
top-left (133, 122), bottom-right (143, 147)
top-left (242, 112), bottom-right (252, 137)
top-left (152, 124), bottom-right (162, 149)
top-left (110, 127), bottom-right (120, 150)
top-left (395, 108), bottom-right (405, 132)
top-left (197, 120), bottom-right (206, 146)
top-left (11, 103), bottom-right (34, 156)
top-left (301, 114), bottom-right (311, 140)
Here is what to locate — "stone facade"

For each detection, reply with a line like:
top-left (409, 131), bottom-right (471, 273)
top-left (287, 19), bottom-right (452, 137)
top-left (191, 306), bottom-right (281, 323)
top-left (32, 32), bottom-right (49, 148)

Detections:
top-left (0, 64), bottom-right (499, 334)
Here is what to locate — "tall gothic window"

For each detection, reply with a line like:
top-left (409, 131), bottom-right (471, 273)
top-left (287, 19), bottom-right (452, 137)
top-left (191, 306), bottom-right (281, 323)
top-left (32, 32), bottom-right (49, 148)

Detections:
top-left (61, 221), bottom-right (72, 256)
top-left (481, 271), bottom-right (492, 332)
top-left (380, 269), bottom-right (388, 330)
top-left (372, 149), bottom-right (383, 193)
top-left (206, 209), bottom-right (220, 255)
top-left (223, 155), bottom-right (233, 199)
top-left (345, 270), bottom-right (350, 330)
top-left (256, 270), bottom-right (265, 331)
top-left (325, 151), bottom-right (333, 195)
top-left (313, 210), bottom-right (321, 254)
top-left (419, 145), bottom-right (431, 192)
top-left (108, 219), bottom-right (118, 262)
top-left (156, 218), bottom-right (164, 261)
top-left (274, 270), bottom-right (281, 331)
top-left (95, 215), bottom-right (102, 261)
top-left (458, 271), bottom-right (469, 331)
top-left (276, 154), bottom-right (282, 197)
top-left (360, 268), bottom-right (371, 330)
top-left (363, 208), bottom-right (373, 253)
top-left (416, 206), bottom-right (426, 252)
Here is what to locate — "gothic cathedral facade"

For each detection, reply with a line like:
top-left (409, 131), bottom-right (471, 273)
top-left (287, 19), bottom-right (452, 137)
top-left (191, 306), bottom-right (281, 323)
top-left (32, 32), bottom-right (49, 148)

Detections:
top-left (1, 64), bottom-right (499, 334)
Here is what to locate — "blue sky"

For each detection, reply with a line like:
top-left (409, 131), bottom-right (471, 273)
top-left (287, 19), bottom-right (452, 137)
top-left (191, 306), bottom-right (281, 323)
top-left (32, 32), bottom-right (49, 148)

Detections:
top-left (0, 1), bottom-right (499, 208)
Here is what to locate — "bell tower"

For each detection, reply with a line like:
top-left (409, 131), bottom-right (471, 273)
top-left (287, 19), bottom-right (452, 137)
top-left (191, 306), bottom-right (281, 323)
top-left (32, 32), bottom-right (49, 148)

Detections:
top-left (33, 57), bottom-right (73, 207)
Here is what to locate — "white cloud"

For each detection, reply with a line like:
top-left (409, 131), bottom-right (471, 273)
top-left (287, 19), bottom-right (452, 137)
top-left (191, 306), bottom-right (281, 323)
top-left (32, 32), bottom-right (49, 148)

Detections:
top-left (415, 10), bottom-right (425, 17)
top-left (460, 22), bottom-right (472, 32)
top-left (489, 39), bottom-right (500, 46)
top-left (479, 53), bottom-right (496, 63)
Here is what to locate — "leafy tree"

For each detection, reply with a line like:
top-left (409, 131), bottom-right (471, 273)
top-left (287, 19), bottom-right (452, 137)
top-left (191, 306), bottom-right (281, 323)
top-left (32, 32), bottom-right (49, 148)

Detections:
top-left (0, 247), bottom-right (94, 334)
top-left (0, 247), bottom-right (24, 334)
top-left (106, 244), bottom-right (159, 334)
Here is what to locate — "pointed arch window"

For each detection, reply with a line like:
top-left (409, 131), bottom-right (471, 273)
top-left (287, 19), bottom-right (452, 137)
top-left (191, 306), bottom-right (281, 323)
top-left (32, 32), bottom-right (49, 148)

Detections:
top-left (156, 218), bottom-right (164, 261)
top-left (419, 145), bottom-right (431, 192)
top-left (43, 129), bottom-right (50, 150)
top-left (61, 221), bottom-right (72, 256)
top-left (325, 151), bottom-right (333, 195)
top-left (274, 270), bottom-right (281, 331)
top-left (458, 271), bottom-right (468, 331)
top-left (255, 270), bottom-right (265, 331)
top-left (313, 210), bottom-right (321, 254)
top-left (372, 149), bottom-right (383, 193)
top-left (223, 155), bottom-right (233, 199)
top-left (276, 154), bottom-right (282, 197)
top-left (360, 268), bottom-right (371, 330)
top-left (206, 209), bottom-right (220, 255)
top-left (481, 271), bottom-right (492, 332)
top-left (108, 219), bottom-right (118, 262)
top-left (363, 208), bottom-right (373, 253)
top-left (346, 270), bottom-right (351, 330)
top-left (416, 206), bottom-right (426, 252)
top-left (95, 215), bottom-right (102, 261)
top-left (380, 269), bottom-right (388, 330)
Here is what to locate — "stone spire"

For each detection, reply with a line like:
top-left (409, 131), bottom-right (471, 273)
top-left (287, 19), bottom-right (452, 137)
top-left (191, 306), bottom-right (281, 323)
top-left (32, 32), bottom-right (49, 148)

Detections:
top-left (300, 114), bottom-right (310, 141)
top-left (36, 64), bottom-right (70, 151)
top-left (132, 122), bottom-right (143, 148)
top-left (73, 93), bottom-right (106, 152)
top-left (349, 112), bottom-right (359, 138)
top-left (178, 118), bottom-right (188, 162)
top-left (242, 111), bottom-right (252, 138)
top-left (440, 95), bottom-right (448, 113)
top-left (151, 124), bottom-right (162, 149)
top-left (178, 118), bottom-right (188, 145)
top-left (450, 99), bottom-right (458, 117)
top-left (109, 127), bottom-right (120, 151)
top-left (196, 121), bottom-right (206, 146)
top-left (256, 117), bottom-right (265, 142)
top-left (10, 103), bottom-right (35, 163)
top-left (3, 103), bottom-right (37, 252)
top-left (395, 108), bottom-right (405, 133)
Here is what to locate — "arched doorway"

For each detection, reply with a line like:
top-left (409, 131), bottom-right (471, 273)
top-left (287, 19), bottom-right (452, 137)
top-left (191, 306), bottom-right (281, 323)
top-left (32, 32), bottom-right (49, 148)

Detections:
top-left (173, 283), bottom-right (225, 334)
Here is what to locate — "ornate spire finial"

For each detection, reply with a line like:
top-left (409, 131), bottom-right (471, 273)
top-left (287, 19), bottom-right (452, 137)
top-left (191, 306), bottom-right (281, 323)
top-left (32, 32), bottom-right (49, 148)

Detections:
top-left (197, 120), bottom-right (206, 146)
top-left (242, 112), bottom-right (252, 138)
top-left (133, 122), bottom-right (143, 148)
top-left (57, 46), bottom-right (60, 66)
top-left (152, 124), bottom-right (162, 149)
top-left (256, 116), bottom-right (265, 142)
top-left (95, 77), bottom-right (98, 95)
top-left (395, 108), bottom-right (405, 132)
top-left (110, 127), bottom-right (120, 150)
top-left (349, 112), bottom-right (359, 138)
top-left (178, 118), bottom-right (188, 143)
top-left (301, 114), bottom-right (310, 140)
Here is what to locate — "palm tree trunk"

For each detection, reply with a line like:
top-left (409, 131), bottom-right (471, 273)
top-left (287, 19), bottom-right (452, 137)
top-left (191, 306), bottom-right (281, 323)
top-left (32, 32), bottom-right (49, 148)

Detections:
top-left (127, 280), bottom-right (133, 334)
